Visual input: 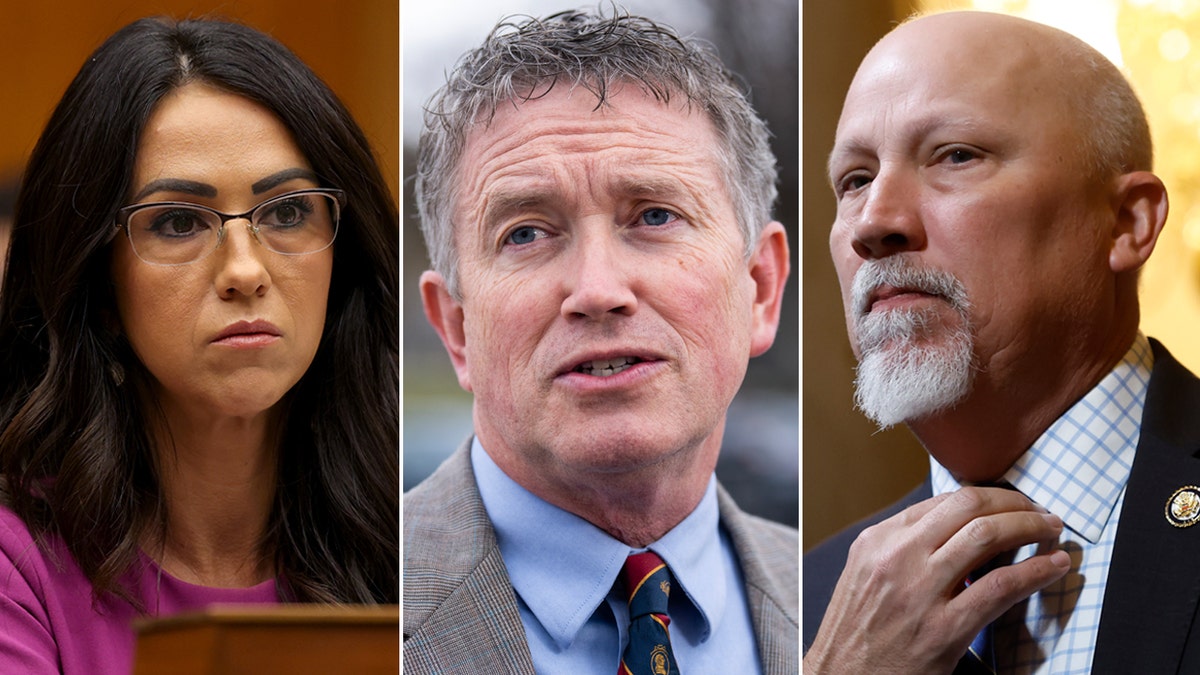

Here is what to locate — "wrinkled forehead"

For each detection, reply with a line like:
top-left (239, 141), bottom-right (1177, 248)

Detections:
top-left (456, 85), bottom-right (726, 185)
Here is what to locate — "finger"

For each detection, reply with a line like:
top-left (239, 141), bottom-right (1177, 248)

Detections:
top-left (906, 486), bottom-right (1048, 554)
top-left (847, 488), bottom-right (1046, 581)
top-left (929, 511), bottom-right (1065, 589)
top-left (887, 490), bottom-right (959, 527)
top-left (842, 492), bottom-right (959, 563)
top-left (950, 548), bottom-right (1071, 635)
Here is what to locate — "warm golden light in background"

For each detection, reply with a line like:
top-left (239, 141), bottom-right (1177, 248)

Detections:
top-left (920, 0), bottom-right (1200, 372)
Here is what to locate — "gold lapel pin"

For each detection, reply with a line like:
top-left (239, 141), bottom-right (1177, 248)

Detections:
top-left (1166, 486), bottom-right (1200, 528)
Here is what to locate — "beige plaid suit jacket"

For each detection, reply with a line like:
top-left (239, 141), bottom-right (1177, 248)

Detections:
top-left (403, 442), bottom-right (798, 673)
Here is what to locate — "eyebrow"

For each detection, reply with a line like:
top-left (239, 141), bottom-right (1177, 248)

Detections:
top-left (828, 114), bottom-right (996, 180)
top-left (827, 136), bottom-right (876, 180)
top-left (481, 191), bottom-right (551, 230)
top-left (131, 179), bottom-right (217, 202)
top-left (130, 168), bottom-right (320, 202)
top-left (615, 176), bottom-right (691, 200)
top-left (251, 168), bottom-right (321, 194)
top-left (479, 174), bottom-right (703, 236)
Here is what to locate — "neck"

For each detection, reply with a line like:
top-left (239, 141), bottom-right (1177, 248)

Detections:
top-left (483, 432), bottom-right (721, 549)
top-left (911, 326), bottom-right (1136, 483)
top-left (147, 401), bottom-right (280, 587)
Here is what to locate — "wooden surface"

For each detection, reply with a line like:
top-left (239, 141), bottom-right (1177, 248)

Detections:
top-left (133, 605), bottom-right (399, 675)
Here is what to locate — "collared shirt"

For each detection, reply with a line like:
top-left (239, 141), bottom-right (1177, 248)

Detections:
top-left (471, 439), bottom-right (762, 673)
top-left (931, 333), bottom-right (1153, 675)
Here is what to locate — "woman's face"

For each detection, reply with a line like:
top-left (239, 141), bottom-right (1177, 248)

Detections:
top-left (111, 82), bottom-right (334, 421)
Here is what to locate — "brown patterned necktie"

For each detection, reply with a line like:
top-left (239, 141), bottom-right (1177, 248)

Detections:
top-left (619, 551), bottom-right (681, 675)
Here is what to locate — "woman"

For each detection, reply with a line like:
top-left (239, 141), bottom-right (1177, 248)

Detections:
top-left (0, 16), bottom-right (398, 673)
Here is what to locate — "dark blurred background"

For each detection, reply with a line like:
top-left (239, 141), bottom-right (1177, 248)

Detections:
top-left (401, 0), bottom-right (799, 526)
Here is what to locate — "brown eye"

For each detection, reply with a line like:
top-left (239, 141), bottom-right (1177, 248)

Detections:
top-left (260, 196), bottom-right (315, 229)
top-left (947, 149), bottom-right (977, 164)
top-left (149, 208), bottom-right (209, 238)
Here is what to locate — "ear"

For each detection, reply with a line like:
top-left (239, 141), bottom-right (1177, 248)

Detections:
top-left (748, 221), bottom-right (791, 357)
top-left (419, 270), bottom-right (472, 392)
top-left (1108, 171), bottom-right (1168, 274)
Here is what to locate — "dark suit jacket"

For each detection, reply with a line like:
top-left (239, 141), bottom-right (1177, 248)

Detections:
top-left (803, 341), bottom-right (1200, 674)
top-left (404, 442), bottom-right (799, 674)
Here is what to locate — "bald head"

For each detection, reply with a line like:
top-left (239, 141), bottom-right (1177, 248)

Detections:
top-left (845, 11), bottom-right (1150, 179)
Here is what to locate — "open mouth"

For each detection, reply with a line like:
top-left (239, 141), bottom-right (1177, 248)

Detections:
top-left (575, 356), bottom-right (643, 377)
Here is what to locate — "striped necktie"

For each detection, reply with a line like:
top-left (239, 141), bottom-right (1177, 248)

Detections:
top-left (619, 551), bottom-right (681, 675)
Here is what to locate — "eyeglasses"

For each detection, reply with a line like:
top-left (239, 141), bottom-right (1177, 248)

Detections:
top-left (115, 188), bottom-right (346, 266)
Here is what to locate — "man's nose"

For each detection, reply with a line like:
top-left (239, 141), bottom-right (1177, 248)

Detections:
top-left (849, 168), bottom-right (926, 260)
top-left (559, 228), bottom-right (637, 320)
top-left (213, 220), bottom-right (271, 298)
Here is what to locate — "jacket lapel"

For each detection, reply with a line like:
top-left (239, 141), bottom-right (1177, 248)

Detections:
top-left (718, 486), bottom-right (800, 674)
top-left (1092, 342), bottom-right (1200, 673)
top-left (403, 443), bottom-right (536, 674)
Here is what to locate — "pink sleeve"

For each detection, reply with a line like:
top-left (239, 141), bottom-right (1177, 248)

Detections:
top-left (0, 510), bottom-right (61, 673)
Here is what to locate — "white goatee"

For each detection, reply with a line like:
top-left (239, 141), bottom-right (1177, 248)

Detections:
top-left (850, 257), bottom-right (976, 428)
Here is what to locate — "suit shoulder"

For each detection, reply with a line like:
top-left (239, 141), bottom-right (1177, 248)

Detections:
top-left (738, 511), bottom-right (799, 557)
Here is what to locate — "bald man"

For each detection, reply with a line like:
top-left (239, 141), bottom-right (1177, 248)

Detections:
top-left (804, 11), bottom-right (1200, 674)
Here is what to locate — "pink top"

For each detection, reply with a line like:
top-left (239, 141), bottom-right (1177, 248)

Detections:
top-left (0, 505), bottom-right (279, 674)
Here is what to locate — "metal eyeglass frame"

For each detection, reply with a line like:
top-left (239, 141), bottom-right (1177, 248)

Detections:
top-left (114, 187), bottom-right (347, 266)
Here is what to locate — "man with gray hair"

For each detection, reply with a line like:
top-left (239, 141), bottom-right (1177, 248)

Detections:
top-left (805, 10), bottom-right (1200, 674)
top-left (404, 9), bottom-right (796, 673)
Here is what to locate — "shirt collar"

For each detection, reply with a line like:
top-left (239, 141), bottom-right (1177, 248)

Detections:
top-left (932, 333), bottom-right (1153, 543)
top-left (471, 438), bottom-right (725, 650)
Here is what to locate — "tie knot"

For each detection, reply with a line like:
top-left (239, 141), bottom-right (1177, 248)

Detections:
top-left (622, 551), bottom-right (673, 618)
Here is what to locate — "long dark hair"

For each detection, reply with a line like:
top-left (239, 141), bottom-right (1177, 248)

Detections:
top-left (0, 17), bottom-right (398, 605)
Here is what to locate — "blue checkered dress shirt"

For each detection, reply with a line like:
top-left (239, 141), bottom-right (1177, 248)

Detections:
top-left (931, 333), bottom-right (1153, 674)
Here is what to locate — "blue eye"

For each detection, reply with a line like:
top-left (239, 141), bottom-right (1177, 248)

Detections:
top-left (938, 146), bottom-right (983, 166)
top-left (640, 208), bottom-right (676, 226)
top-left (506, 226), bottom-right (543, 245)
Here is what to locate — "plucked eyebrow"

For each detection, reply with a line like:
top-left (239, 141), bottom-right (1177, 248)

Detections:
top-left (251, 168), bottom-right (320, 194)
top-left (130, 168), bottom-right (320, 203)
top-left (131, 179), bottom-right (217, 202)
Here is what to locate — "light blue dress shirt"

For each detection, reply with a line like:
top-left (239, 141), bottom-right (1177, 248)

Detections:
top-left (471, 439), bottom-right (763, 673)
top-left (931, 333), bottom-right (1153, 674)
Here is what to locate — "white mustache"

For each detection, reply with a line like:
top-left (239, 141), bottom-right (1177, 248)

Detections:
top-left (851, 256), bottom-right (970, 319)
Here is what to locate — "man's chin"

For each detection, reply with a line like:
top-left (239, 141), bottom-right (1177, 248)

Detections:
top-left (859, 397), bottom-right (960, 430)
top-left (853, 340), bottom-right (975, 430)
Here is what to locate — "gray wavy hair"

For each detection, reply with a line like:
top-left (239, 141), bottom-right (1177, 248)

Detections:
top-left (415, 8), bottom-right (779, 297)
